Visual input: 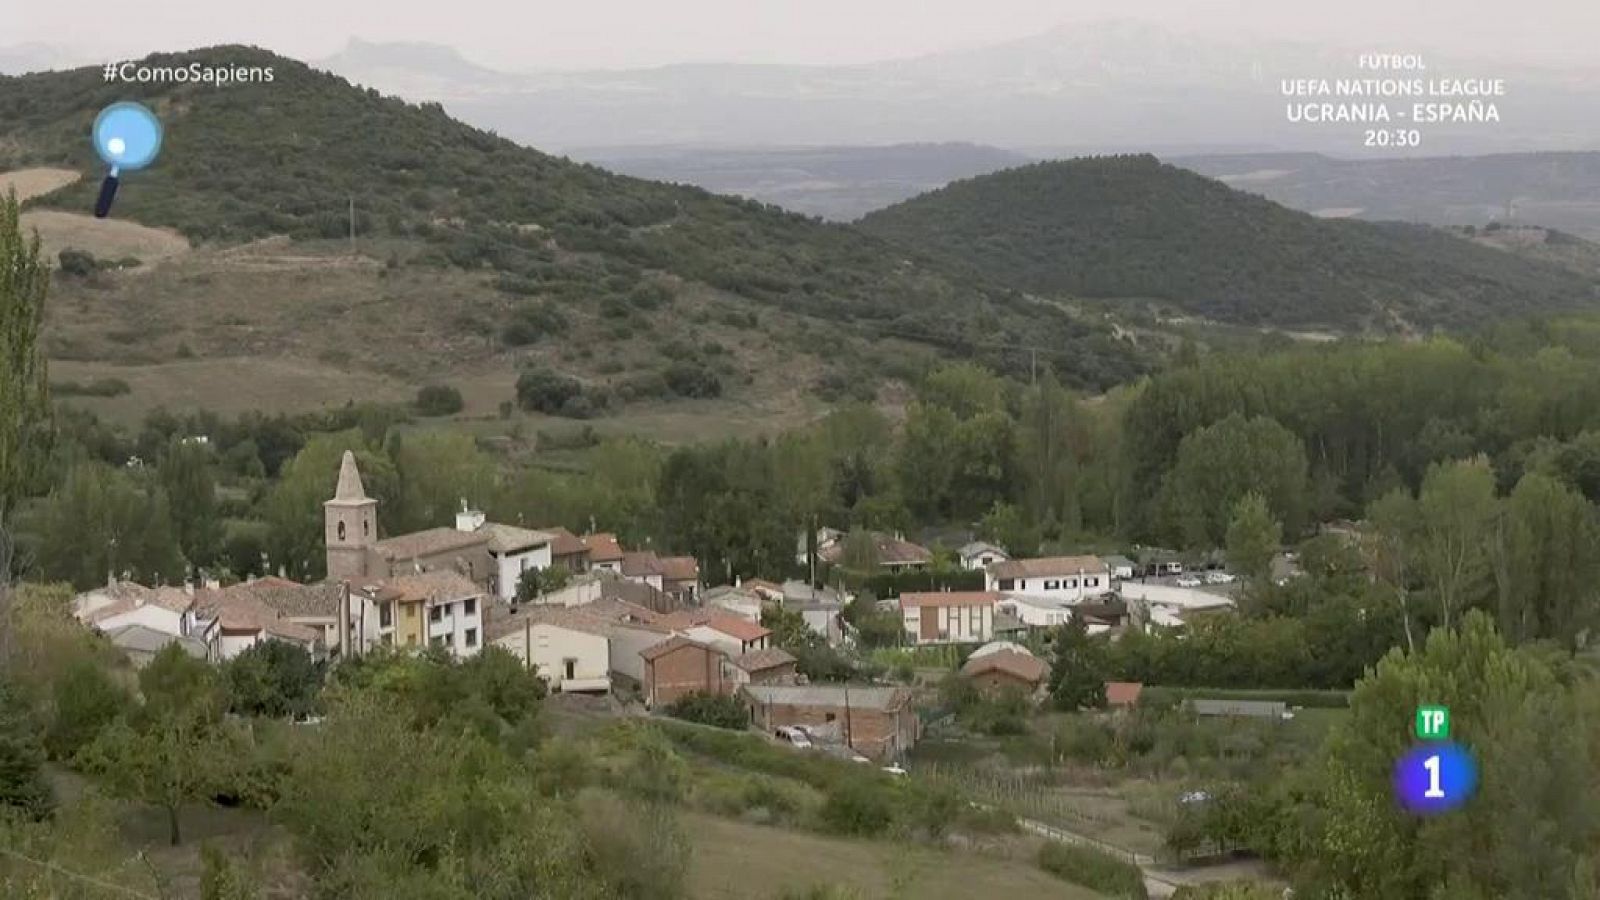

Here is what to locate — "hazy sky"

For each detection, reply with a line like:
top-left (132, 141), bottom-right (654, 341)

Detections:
top-left (15, 0), bottom-right (1600, 70)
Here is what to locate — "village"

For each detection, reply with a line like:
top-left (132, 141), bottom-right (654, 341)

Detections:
top-left (70, 449), bottom-right (1256, 768)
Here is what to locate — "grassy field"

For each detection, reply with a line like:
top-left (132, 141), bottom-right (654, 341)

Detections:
top-left (686, 812), bottom-right (1108, 900)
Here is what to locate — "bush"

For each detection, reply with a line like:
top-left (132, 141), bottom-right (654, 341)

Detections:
top-left (663, 361), bottom-right (722, 398)
top-left (819, 777), bottom-right (894, 836)
top-left (413, 384), bottom-right (464, 416)
top-left (500, 302), bottom-right (571, 346)
top-left (515, 367), bottom-right (607, 418)
top-left (57, 248), bottom-right (97, 276)
top-left (1037, 842), bottom-right (1148, 899)
top-left (578, 789), bottom-right (689, 900)
top-left (664, 691), bottom-right (749, 730)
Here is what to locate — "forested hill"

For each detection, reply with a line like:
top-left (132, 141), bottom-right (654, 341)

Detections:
top-left (0, 47), bottom-right (1143, 390)
top-left (858, 155), bottom-right (1599, 331)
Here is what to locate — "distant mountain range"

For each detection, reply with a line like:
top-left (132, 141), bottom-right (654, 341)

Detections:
top-left (312, 25), bottom-right (1600, 156)
top-left (858, 155), bottom-right (1599, 331)
top-left (578, 143), bottom-right (1032, 221)
top-left (1174, 152), bottom-right (1600, 240)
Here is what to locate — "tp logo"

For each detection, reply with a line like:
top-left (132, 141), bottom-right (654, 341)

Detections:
top-left (1415, 705), bottom-right (1449, 740)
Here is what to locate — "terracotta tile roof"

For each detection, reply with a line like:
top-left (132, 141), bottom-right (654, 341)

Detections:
top-left (582, 532), bottom-right (625, 562)
top-left (899, 591), bottom-right (1002, 609)
top-left (478, 523), bottom-right (553, 555)
top-left (541, 526), bottom-right (587, 558)
top-left (818, 531), bottom-right (933, 567)
top-left (1105, 681), bottom-right (1144, 707)
top-left (660, 556), bottom-right (699, 583)
top-left (105, 623), bottom-right (209, 659)
top-left (362, 570), bottom-right (482, 604)
top-left (961, 649), bottom-right (1050, 684)
top-left (371, 527), bottom-right (487, 561)
top-left (622, 551), bottom-right (664, 577)
top-left (147, 587), bottom-right (198, 613)
top-left (656, 609), bottom-right (771, 642)
top-left (78, 582), bottom-right (196, 624)
top-left (200, 594), bottom-right (320, 644)
top-left (990, 556), bottom-right (1108, 579)
top-left (488, 598), bottom-right (668, 643)
top-left (640, 634), bottom-right (719, 662)
top-left (223, 578), bottom-right (343, 618)
top-left (733, 647), bottom-right (796, 673)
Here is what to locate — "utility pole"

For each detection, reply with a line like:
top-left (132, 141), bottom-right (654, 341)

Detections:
top-left (348, 195), bottom-right (356, 255)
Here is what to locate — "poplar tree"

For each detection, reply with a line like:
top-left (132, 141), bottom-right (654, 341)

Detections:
top-left (0, 191), bottom-right (51, 518)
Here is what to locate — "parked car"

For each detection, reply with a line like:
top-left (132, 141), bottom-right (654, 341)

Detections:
top-left (776, 726), bottom-right (813, 749)
top-left (1204, 571), bottom-right (1236, 584)
top-left (1175, 576), bottom-right (1202, 588)
top-left (881, 763), bottom-right (908, 777)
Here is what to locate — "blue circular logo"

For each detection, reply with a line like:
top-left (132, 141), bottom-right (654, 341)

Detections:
top-left (1393, 742), bottom-right (1477, 815)
top-left (93, 102), bottom-right (163, 171)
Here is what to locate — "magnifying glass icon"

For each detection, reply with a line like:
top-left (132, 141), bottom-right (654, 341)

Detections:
top-left (91, 102), bottom-right (163, 218)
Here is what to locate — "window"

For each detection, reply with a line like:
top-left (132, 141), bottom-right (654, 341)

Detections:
top-left (1087, 576), bottom-right (1100, 588)
top-left (563, 658), bottom-right (576, 680)
top-left (406, 634), bottom-right (417, 646)
top-left (336, 521), bottom-right (346, 541)
top-left (521, 557), bottom-right (530, 572)
top-left (1044, 580), bottom-right (1060, 590)
top-left (379, 602), bottom-right (392, 628)
top-left (431, 635), bottom-right (446, 648)
top-left (825, 713), bottom-right (837, 723)
top-left (464, 597), bottom-right (476, 616)
top-left (1066, 578), bottom-right (1078, 588)
top-left (999, 578), bottom-right (1015, 590)
top-left (969, 606), bottom-right (980, 633)
top-left (362, 520), bottom-right (370, 537)
top-left (406, 605), bottom-right (416, 619)
top-left (430, 606), bottom-right (443, 623)
top-left (466, 628), bottom-right (479, 648)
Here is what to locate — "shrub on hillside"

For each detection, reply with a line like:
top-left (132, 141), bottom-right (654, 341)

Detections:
top-left (50, 378), bottom-right (131, 398)
top-left (500, 302), bottom-right (571, 346)
top-left (819, 777), bottom-right (894, 837)
top-left (413, 384), bottom-right (464, 417)
top-left (663, 361), bottom-right (722, 399)
top-left (515, 368), bottom-right (608, 419)
top-left (57, 248), bottom-right (97, 277)
top-left (663, 692), bottom-right (749, 730)
top-left (1037, 842), bottom-right (1148, 899)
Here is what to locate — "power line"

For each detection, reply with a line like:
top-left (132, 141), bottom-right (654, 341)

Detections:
top-left (0, 846), bottom-right (161, 899)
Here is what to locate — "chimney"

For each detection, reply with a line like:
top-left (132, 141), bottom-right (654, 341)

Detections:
top-left (455, 506), bottom-right (486, 533)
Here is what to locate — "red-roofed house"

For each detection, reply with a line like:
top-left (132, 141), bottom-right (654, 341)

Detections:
top-left (656, 609), bottom-right (772, 657)
top-left (583, 533), bottom-right (625, 574)
top-left (961, 649), bottom-right (1050, 694)
top-left (899, 591), bottom-right (1000, 644)
top-left (1105, 681), bottom-right (1144, 709)
top-left (659, 556), bottom-right (700, 602)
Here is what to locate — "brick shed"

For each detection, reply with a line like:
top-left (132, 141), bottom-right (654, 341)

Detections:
top-left (641, 635), bottom-right (728, 707)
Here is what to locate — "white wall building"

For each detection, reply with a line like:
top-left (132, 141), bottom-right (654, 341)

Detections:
top-left (986, 556), bottom-right (1111, 604)
top-left (958, 542), bottom-right (1010, 571)
top-left (998, 593), bottom-right (1075, 629)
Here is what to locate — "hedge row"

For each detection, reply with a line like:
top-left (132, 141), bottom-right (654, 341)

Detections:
top-left (1037, 842), bottom-right (1148, 899)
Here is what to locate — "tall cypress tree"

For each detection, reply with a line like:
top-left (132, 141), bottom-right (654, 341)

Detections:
top-left (0, 191), bottom-right (52, 519)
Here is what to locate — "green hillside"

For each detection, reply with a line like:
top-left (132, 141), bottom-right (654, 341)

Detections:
top-left (0, 47), bottom-right (1144, 394)
top-left (859, 154), bottom-right (1599, 330)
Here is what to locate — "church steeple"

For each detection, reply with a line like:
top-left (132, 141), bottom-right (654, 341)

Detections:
top-left (324, 451), bottom-right (377, 581)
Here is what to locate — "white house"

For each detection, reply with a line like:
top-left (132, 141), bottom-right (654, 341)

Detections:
top-left (357, 570), bottom-right (486, 658)
top-left (1101, 555), bottom-right (1137, 581)
top-left (657, 608), bottom-right (774, 657)
top-left (74, 581), bottom-right (207, 646)
top-left (455, 509), bottom-right (554, 602)
top-left (489, 606), bottom-right (613, 693)
top-left (986, 556), bottom-right (1111, 604)
top-left (702, 584), bottom-right (764, 623)
top-left (998, 593), bottom-right (1075, 629)
top-left (958, 541), bottom-right (1010, 571)
top-left (899, 591), bottom-right (999, 644)
top-left (621, 551), bottom-right (666, 592)
top-left (1117, 581), bottom-right (1235, 629)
